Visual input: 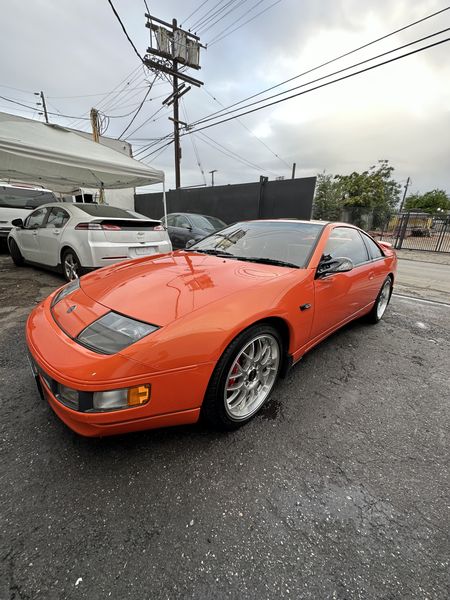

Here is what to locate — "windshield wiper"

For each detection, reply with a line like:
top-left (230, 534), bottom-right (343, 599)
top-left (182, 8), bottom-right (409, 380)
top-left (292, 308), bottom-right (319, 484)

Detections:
top-left (233, 256), bottom-right (299, 268)
top-left (193, 249), bottom-right (235, 257)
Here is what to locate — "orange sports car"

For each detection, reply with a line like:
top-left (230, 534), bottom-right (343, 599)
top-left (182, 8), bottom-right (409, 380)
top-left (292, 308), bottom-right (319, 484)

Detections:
top-left (26, 219), bottom-right (396, 437)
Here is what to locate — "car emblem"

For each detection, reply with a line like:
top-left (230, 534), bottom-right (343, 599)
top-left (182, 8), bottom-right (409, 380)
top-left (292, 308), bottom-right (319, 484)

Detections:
top-left (137, 231), bottom-right (144, 236)
top-left (66, 305), bottom-right (77, 314)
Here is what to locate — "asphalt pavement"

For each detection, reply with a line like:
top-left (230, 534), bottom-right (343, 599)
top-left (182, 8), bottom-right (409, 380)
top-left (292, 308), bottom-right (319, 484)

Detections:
top-left (0, 253), bottom-right (449, 600)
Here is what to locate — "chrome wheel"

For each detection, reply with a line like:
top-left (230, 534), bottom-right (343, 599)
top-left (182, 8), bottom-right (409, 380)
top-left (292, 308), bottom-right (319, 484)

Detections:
top-left (63, 252), bottom-right (79, 281)
top-left (376, 278), bottom-right (391, 320)
top-left (224, 334), bottom-right (280, 421)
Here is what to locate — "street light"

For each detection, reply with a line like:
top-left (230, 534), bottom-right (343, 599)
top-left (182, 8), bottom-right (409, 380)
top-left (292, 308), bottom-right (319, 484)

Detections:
top-left (209, 169), bottom-right (218, 187)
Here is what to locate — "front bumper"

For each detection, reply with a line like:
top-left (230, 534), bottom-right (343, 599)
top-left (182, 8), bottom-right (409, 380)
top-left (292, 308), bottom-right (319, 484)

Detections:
top-left (26, 296), bottom-right (214, 436)
top-left (0, 227), bottom-right (11, 239)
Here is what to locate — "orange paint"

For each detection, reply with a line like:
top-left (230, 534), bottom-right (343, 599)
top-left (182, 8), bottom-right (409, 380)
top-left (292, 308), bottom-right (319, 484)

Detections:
top-left (26, 222), bottom-right (397, 437)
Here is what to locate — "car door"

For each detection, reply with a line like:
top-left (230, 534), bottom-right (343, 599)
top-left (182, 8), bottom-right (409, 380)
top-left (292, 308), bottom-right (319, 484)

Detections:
top-left (16, 207), bottom-right (49, 262)
top-left (311, 226), bottom-right (371, 340)
top-left (37, 206), bottom-right (70, 266)
top-left (360, 231), bottom-right (389, 303)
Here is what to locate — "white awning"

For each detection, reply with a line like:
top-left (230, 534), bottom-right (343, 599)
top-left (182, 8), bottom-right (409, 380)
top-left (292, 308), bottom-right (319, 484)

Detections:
top-left (0, 112), bottom-right (164, 193)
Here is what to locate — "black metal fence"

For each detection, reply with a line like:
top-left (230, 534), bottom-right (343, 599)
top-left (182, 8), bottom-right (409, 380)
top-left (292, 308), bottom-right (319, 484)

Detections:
top-left (326, 206), bottom-right (450, 253)
top-left (377, 212), bottom-right (450, 253)
top-left (136, 177), bottom-right (316, 224)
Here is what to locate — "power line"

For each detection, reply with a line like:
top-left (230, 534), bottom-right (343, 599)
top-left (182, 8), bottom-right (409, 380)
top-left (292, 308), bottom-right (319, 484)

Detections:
top-left (207, 0), bottom-right (268, 43)
top-left (123, 104), bottom-right (169, 141)
top-left (118, 74), bottom-right (158, 137)
top-left (182, 0), bottom-right (212, 27)
top-left (192, 27), bottom-right (450, 127)
top-left (181, 98), bottom-right (207, 185)
top-left (0, 94), bottom-right (91, 120)
top-left (183, 37), bottom-right (450, 135)
top-left (106, 0), bottom-right (144, 62)
top-left (203, 87), bottom-right (291, 169)
top-left (196, 0), bottom-right (242, 34)
top-left (196, 131), bottom-right (280, 176)
top-left (205, 6), bottom-right (450, 117)
top-left (200, 0), bottom-right (253, 35)
top-left (208, 0), bottom-right (283, 46)
top-left (190, 0), bottom-right (229, 31)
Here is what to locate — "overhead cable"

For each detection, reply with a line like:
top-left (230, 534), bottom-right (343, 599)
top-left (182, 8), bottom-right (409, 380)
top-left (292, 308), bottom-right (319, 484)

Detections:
top-left (183, 37), bottom-right (450, 135)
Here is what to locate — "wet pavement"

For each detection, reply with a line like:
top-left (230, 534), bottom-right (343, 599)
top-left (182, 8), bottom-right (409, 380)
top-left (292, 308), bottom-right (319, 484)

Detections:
top-left (0, 253), bottom-right (449, 599)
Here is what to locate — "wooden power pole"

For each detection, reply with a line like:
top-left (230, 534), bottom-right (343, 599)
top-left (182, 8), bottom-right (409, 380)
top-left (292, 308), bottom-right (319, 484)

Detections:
top-left (144, 12), bottom-right (204, 188)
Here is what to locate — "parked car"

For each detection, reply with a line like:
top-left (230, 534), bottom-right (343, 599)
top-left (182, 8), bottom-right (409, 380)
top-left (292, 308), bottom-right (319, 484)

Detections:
top-left (160, 212), bottom-right (227, 248)
top-left (26, 219), bottom-right (396, 437)
top-left (8, 202), bottom-right (172, 280)
top-left (0, 183), bottom-right (57, 242)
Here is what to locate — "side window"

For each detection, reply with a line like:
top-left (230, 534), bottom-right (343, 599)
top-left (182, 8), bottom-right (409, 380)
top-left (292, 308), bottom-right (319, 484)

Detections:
top-left (46, 207), bottom-right (70, 228)
top-left (24, 208), bottom-right (48, 229)
top-left (361, 232), bottom-right (384, 260)
top-left (323, 227), bottom-right (369, 266)
top-left (173, 215), bottom-right (189, 228)
top-left (166, 215), bottom-right (175, 226)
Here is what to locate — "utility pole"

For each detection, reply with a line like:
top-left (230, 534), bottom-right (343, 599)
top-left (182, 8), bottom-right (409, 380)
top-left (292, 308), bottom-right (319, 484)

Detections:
top-left (399, 176), bottom-right (411, 213)
top-left (291, 162), bottom-right (296, 179)
top-left (209, 169), bottom-right (217, 187)
top-left (34, 91), bottom-right (49, 123)
top-left (90, 108), bottom-right (105, 203)
top-left (144, 12), bottom-right (204, 188)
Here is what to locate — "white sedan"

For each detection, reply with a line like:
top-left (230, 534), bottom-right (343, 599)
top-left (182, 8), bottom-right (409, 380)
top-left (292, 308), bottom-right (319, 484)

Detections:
top-left (8, 202), bottom-right (172, 280)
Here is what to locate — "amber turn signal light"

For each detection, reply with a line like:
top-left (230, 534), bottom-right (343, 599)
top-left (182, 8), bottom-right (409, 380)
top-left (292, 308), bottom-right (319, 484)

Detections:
top-left (127, 384), bottom-right (151, 407)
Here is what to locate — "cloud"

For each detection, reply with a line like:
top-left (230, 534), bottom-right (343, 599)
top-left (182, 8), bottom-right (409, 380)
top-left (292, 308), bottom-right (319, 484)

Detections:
top-left (0, 0), bottom-right (448, 194)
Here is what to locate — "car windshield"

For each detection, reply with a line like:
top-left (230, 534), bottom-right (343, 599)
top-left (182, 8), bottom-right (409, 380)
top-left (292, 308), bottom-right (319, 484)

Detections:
top-left (191, 221), bottom-right (324, 268)
top-left (0, 187), bottom-right (55, 209)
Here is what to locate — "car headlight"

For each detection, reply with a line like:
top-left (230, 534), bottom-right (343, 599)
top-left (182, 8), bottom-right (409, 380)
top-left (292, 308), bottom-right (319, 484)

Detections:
top-left (77, 312), bottom-right (159, 354)
top-left (51, 278), bottom-right (80, 307)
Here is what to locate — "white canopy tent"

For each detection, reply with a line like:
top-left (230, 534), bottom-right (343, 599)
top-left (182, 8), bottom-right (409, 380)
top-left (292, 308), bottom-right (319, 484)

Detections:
top-left (0, 111), bottom-right (165, 202)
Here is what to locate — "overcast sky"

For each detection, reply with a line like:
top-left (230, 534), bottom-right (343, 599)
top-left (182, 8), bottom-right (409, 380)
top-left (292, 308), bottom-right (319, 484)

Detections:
top-left (1, 0), bottom-right (449, 195)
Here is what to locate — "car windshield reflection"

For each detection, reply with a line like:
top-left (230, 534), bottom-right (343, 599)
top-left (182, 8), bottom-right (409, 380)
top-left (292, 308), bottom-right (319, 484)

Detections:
top-left (190, 221), bottom-right (324, 268)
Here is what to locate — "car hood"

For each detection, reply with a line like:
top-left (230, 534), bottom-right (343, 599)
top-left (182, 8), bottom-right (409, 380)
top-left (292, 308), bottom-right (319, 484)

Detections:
top-left (79, 251), bottom-right (294, 327)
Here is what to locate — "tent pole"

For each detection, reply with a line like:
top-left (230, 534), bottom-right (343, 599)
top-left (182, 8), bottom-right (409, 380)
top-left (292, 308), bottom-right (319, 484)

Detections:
top-left (162, 180), bottom-right (168, 225)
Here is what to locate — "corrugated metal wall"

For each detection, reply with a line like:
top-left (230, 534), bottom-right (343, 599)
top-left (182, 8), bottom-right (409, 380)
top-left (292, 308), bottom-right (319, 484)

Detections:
top-left (135, 177), bottom-right (316, 223)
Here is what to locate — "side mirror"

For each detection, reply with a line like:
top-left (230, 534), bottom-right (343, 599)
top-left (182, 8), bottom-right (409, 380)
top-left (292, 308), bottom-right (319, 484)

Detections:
top-left (185, 238), bottom-right (196, 249)
top-left (316, 256), bottom-right (353, 278)
top-left (11, 218), bottom-right (24, 228)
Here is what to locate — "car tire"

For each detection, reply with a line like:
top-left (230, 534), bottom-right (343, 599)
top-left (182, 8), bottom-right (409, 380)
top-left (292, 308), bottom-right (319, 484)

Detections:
top-left (366, 276), bottom-right (393, 324)
top-left (8, 238), bottom-right (25, 266)
top-left (62, 249), bottom-right (82, 281)
top-left (202, 324), bottom-right (283, 430)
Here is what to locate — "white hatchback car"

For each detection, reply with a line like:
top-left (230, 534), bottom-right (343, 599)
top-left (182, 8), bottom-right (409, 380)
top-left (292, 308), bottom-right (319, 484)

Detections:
top-left (8, 202), bottom-right (172, 280)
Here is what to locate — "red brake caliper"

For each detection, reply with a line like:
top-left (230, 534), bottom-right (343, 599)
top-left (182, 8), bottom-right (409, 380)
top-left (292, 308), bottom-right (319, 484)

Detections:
top-left (229, 363), bottom-right (240, 387)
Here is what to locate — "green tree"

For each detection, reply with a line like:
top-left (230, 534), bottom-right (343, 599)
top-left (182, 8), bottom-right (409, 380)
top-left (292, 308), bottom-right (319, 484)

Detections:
top-left (404, 189), bottom-right (450, 213)
top-left (314, 160), bottom-right (400, 228)
top-left (313, 172), bottom-right (342, 220)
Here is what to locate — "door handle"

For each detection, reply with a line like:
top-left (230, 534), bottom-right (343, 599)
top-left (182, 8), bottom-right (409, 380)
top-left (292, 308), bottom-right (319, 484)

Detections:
top-left (368, 272), bottom-right (375, 280)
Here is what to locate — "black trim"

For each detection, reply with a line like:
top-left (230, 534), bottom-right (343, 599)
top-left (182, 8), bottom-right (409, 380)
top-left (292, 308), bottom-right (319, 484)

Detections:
top-left (279, 353), bottom-right (293, 379)
top-left (78, 391), bottom-right (94, 412)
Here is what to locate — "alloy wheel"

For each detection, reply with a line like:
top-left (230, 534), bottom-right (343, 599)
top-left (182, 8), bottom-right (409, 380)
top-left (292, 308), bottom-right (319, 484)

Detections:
top-left (224, 334), bottom-right (280, 420)
top-left (376, 279), bottom-right (392, 320)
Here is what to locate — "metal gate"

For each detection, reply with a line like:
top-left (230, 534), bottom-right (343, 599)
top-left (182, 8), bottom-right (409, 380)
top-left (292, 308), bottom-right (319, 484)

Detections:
top-left (379, 212), bottom-right (450, 253)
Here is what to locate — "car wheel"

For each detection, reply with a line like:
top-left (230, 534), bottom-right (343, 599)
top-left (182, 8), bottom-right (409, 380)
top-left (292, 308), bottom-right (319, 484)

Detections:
top-left (62, 249), bottom-right (82, 281)
top-left (8, 238), bottom-right (24, 266)
top-left (367, 277), bottom-right (393, 324)
top-left (202, 324), bottom-right (282, 430)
